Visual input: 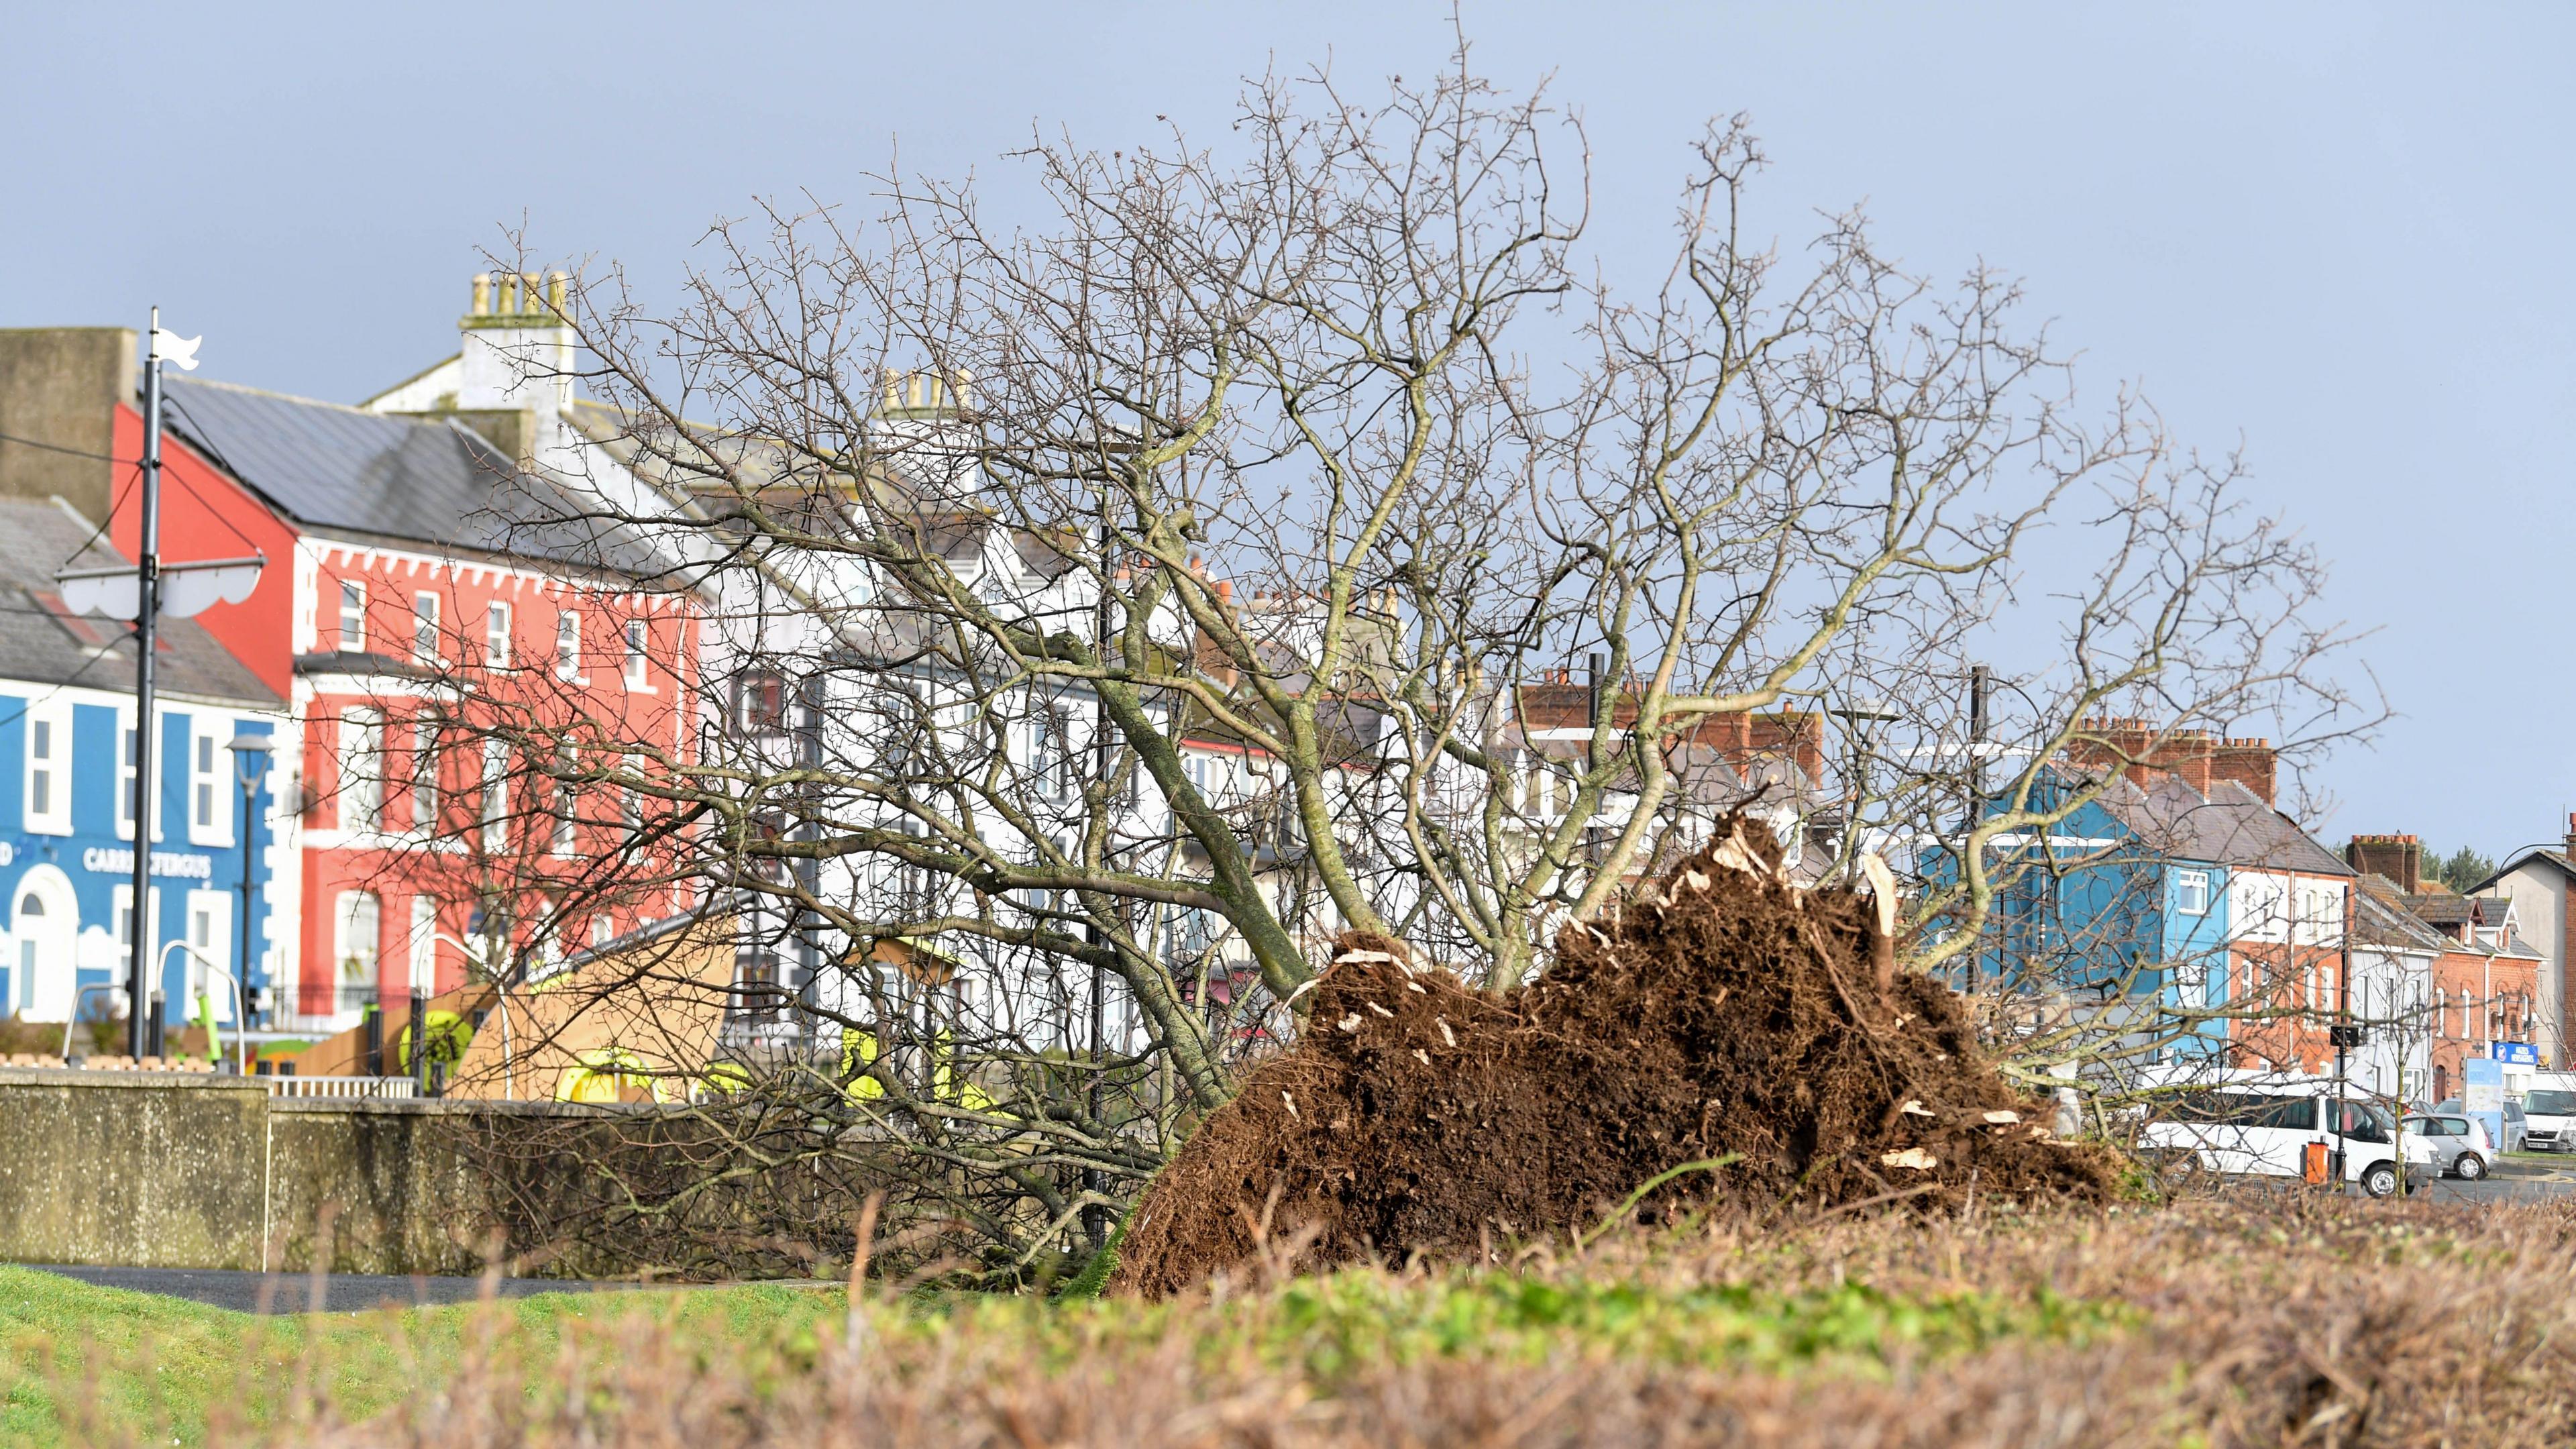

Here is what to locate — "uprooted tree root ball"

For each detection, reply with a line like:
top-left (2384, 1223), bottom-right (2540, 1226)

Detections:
top-left (1110, 820), bottom-right (2120, 1297)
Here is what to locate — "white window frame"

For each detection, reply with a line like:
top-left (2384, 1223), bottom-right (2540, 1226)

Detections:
top-left (338, 579), bottom-right (366, 652)
top-left (338, 707), bottom-right (384, 835)
top-left (481, 738), bottom-right (509, 851)
top-left (334, 889), bottom-right (381, 986)
top-left (551, 749), bottom-right (578, 857)
top-left (484, 600), bottom-right (512, 667)
top-left (412, 719), bottom-right (440, 830)
top-left (115, 708), bottom-right (164, 843)
top-left (110, 884), bottom-right (161, 1002)
top-left (412, 591), bottom-right (441, 665)
top-left (408, 895), bottom-right (439, 993)
top-left (623, 619), bottom-right (652, 690)
top-left (21, 698), bottom-right (70, 836)
top-left (188, 716), bottom-right (231, 847)
top-left (2174, 869), bottom-right (2210, 917)
top-left (620, 753), bottom-right (643, 832)
top-left (185, 889), bottom-right (233, 1022)
top-left (555, 610), bottom-right (582, 682)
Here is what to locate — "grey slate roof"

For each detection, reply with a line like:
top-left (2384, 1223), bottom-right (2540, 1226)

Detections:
top-left (0, 498), bottom-right (278, 708)
top-left (2352, 873), bottom-right (2453, 954)
top-left (2477, 850), bottom-right (2576, 894)
top-left (160, 378), bottom-right (679, 580)
top-left (2091, 771), bottom-right (2352, 876)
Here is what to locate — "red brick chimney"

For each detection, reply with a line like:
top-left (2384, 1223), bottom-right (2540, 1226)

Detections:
top-left (2069, 718), bottom-right (2277, 805)
top-left (2346, 834), bottom-right (2422, 893)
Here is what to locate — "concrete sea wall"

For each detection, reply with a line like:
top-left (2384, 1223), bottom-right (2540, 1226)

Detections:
top-left (0, 1067), bottom-right (628, 1275)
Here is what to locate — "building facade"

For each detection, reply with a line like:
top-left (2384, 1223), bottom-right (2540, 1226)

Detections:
top-left (99, 301), bottom-right (697, 1032)
top-left (0, 498), bottom-right (286, 1032)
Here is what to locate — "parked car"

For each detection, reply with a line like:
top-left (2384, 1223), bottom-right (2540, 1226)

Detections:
top-left (2435, 1097), bottom-right (2529, 1154)
top-left (2404, 1114), bottom-right (2492, 1179)
top-left (2140, 1087), bottom-right (2431, 1197)
top-left (2520, 1077), bottom-right (2576, 1151)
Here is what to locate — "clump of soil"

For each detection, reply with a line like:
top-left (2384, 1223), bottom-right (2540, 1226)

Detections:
top-left (1110, 819), bottom-right (2119, 1297)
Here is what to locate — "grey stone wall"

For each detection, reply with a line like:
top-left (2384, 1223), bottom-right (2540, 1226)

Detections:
top-left (0, 1068), bottom-right (629, 1275)
top-left (0, 327), bottom-right (131, 518)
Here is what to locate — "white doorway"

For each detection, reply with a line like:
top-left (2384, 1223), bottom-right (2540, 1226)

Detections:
top-left (11, 866), bottom-right (80, 1022)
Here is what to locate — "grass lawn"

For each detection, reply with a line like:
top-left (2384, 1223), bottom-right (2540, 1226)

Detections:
top-left (7, 1194), bottom-right (2576, 1446)
top-left (0, 1269), bottom-right (843, 1446)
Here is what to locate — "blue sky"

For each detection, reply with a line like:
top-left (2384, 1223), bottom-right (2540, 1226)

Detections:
top-left (7, 3), bottom-right (2568, 853)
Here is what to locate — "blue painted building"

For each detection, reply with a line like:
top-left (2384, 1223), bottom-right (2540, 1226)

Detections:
top-left (1939, 766), bottom-right (2346, 1063)
top-left (0, 498), bottom-right (285, 1032)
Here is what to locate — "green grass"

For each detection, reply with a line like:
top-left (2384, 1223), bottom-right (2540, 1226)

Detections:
top-left (0, 1252), bottom-right (2137, 1447)
top-left (0, 1268), bottom-right (843, 1446)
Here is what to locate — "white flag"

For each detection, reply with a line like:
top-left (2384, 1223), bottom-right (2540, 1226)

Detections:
top-left (150, 329), bottom-right (201, 372)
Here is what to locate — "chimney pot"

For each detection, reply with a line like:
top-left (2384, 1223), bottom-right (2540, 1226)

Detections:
top-left (470, 273), bottom-right (492, 315)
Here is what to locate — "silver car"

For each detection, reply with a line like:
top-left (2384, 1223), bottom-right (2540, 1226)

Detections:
top-left (2434, 1097), bottom-right (2528, 1154)
top-left (2405, 1114), bottom-right (2493, 1179)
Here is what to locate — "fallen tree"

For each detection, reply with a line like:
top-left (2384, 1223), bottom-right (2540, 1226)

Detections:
top-left (1113, 821), bottom-right (2118, 1295)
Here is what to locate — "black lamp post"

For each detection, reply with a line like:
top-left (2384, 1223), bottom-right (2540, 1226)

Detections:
top-left (225, 734), bottom-right (273, 1032)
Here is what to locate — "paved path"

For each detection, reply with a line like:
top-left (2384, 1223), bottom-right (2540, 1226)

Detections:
top-left (21, 1265), bottom-right (689, 1313)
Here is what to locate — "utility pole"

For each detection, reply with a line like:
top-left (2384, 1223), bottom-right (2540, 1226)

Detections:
top-left (52, 318), bottom-right (257, 1059)
top-left (125, 310), bottom-right (169, 1061)
top-left (1083, 516), bottom-right (1114, 1254)
top-left (1968, 665), bottom-right (1992, 796)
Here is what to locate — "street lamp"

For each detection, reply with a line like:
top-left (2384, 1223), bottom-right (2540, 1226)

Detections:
top-left (225, 734), bottom-right (273, 1031)
top-left (157, 938), bottom-right (250, 1075)
top-left (423, 928), bottom-right (516, 1099)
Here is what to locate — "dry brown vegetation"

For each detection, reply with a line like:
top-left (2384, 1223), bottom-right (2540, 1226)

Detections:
top-left (55, 1193), bottom-right (2564, 1448)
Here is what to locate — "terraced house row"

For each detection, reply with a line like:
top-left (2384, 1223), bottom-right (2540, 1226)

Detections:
top-left (0, 284), bottom-right (700, 1043)
top-left (0, 280), bottom-right (1326, 1071)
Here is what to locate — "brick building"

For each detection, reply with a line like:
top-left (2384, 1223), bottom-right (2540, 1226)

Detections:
top-left (2351, 833), bottom-right (2546, 1097)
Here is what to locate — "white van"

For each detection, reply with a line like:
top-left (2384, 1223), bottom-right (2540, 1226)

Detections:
top-left (2140, 1085), bottom-right (2432, 1197)
top-left (2521, 1071), bottom-right (2576, 1152)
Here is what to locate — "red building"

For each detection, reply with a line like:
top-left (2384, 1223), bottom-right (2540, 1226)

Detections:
top-left (111, 364), bottom-right (698, 1030)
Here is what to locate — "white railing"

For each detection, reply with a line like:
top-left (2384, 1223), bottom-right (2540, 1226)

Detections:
top-left (264, 1075), bottom-right (419, 1099)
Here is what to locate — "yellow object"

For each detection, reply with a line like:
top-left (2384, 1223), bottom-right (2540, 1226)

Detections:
top-left (837, 1026), bottom-right (994, 1109)
top-left (553, 1048), bottom-right (678, 1104)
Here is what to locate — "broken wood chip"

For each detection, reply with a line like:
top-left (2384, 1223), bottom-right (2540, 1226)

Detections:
top-left (1900, 1100), bottom-right (1934, 1118)
top-left (1681, 869), bottom-right (1711, 892)
top-left (1982, 1110), bottom-right (2021, 1125)
top-left (1281, 1091), bottom-right (1299, 1119)
top-left (1405, 981), bottom-right (1428, 994)
top-left (1366, 1001), bottom-right (1395, 1018)
top-left (1881, 1147), bottom-right (1939, 1171)
top-left (1438, 1018), bottom-right (1457, 1047)
top-left (1412, 1049), bottom-right (1432, 1067)
top-left (1334, 950), bottom-right (1398, 964)
top-left (1338, 1014), bottom-right (1362, 1033)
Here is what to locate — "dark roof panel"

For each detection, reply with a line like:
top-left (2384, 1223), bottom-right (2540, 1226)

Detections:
top-left (0, 498), bottom-right (278, 707)
top-left (160, 378), bottom-right (677, 579)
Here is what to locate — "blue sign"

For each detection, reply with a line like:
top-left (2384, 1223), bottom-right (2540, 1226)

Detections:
top-left (2464, 1057), bottom-right (2508, 1155)
top-left (2494, 1042), bottom-right (2540, 1067)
